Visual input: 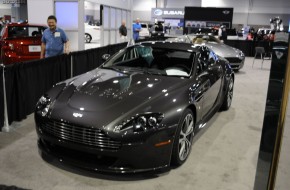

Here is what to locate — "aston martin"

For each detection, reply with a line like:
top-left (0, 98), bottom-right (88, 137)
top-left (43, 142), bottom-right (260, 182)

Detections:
top-left (35, 41), bottom-right (234, 174)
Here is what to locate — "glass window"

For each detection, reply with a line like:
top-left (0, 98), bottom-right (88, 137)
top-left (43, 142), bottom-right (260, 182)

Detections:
top-left (103, 45), bottom-right (195, 77)
top-left (8, 26), bottom-right (46, 38)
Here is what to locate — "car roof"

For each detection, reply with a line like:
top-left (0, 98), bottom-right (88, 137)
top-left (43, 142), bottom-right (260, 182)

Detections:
top-left (6, 22), bottom-right (46, 27)
top-left (139, 41), bottom-right (200, 52)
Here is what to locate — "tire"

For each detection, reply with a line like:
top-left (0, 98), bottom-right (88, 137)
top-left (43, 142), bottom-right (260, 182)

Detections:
top-left (84, 33), bottom-right (92, 43)
top-left (233, 69), bottom-right (240, 72)
top-left (171, 109), bottom-right (195, 166)
top-left (220, 76), bottom-right (234, 111)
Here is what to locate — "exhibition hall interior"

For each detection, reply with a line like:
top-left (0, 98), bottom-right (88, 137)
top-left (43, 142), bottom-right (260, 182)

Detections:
top-left (0, 0), bottom-right (289, 189)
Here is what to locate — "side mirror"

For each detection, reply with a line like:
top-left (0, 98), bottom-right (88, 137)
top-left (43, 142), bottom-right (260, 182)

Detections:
top-left (102, 54), bottom-right (110, 61)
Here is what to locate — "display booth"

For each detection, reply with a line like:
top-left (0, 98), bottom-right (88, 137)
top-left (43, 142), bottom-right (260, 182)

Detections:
top-left (184, 7), bottom-right (233, 34)
top-left (151, 8), bottom-right (185, 36)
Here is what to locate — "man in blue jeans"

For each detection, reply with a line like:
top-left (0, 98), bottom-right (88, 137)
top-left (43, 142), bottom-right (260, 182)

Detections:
top-left (132, 18), bottom-right (141, 41)
top-left (40, 15), bottom-right (69, 58)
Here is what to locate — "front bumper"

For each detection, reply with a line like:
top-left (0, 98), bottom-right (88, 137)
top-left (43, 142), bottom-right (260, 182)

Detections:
top-left (225, 57), bottom-right (245, 70)
top-left (35, 117), bottom-right (175, 174)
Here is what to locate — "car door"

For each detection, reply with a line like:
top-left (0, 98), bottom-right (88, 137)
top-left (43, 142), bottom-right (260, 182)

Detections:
top-left (199, 46), bottom-right (223, 118)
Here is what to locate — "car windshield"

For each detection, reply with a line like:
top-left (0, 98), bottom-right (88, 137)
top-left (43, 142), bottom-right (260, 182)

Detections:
top-left (191, 35), bottom-right (221, 44)
top-left (8, 26), bottom-right (45, 38)
top-left (103, 45), bottom-right (195, 77)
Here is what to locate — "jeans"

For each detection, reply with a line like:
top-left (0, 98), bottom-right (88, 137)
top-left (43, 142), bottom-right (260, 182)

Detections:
top-left (133, 32), bottom-right (139, 41)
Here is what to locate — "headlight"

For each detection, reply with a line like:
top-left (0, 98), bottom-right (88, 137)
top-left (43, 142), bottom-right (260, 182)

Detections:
top-left (113, 113), bottom-right (164, 133)
top-left (238, 51), bottom-right (245, 59)
top-left (36, 95), bottom-right (51, 117)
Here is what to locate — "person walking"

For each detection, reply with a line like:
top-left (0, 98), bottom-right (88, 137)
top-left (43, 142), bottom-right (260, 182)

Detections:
top-left (132, 18), bottom-right (141, 41)
top-left (119, 20), bottom-right (127, 42)
top-left (40, 15), bottom-right (69, 58)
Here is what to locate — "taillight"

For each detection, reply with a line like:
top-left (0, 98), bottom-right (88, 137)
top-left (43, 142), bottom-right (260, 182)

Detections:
top-left (8, 43), bottom-right (14, 50)
top-left (3, 41), bottom-right (14, 50)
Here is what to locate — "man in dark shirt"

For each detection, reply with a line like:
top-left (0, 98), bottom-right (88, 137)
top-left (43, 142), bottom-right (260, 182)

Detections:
top-left (119, 20), bottom-right (127, 42)
top-left (221, 26), bottom-right (228, 44)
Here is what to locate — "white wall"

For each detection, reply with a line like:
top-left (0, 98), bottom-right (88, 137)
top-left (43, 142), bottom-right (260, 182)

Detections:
top-left (0, 4), bottom-right (13, 19)
top-left (251, 0), bottom-right (290, 14)
top-left (85, 1), bottom-right (100, 10)
top-left (133, 0), bottom-right (155, 10)
top-left (27, 0), bottom-right (53, 24)
top-left (202, 0), bottom-right (250, 13)
top-left (132, 0), bottom-right (155, 22)
top-left (166, 0), bottom-right (201, 8)
top-left (201, 0), bottom-right (290, 14)
top-left (86, 0), bottom-right (131, 9)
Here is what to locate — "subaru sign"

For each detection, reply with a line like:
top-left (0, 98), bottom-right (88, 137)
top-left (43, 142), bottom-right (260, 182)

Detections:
top-left (164, 10), bottom-right (184, 16)
top-left (154, 9), bottom-right (163, 16)
top-left (152, 8), bottom-right (184, 19)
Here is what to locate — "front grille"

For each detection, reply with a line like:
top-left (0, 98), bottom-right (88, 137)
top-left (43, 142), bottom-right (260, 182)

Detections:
top-left (39, 119), bottom-right (121, 150)
top-left (225, 57), bottom-right (242, 64)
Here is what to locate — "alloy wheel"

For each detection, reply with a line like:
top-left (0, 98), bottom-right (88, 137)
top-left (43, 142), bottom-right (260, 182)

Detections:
top-left (178, 113), bottom-right (194, 161)
top-left (227, 78), bottom-right (234, 108)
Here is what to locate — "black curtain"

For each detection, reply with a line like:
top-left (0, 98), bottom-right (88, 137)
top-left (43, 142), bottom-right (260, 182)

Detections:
top-left (225, 40), bottom-right (254, 56)
top-left (72, 46), bottom-right (110, 76)
top-left (4, 54), bottom-right (70, 125)
top-left (107, 42), bottom-right (127, 55)
top-left (0, 42), bottom-right (138, 130)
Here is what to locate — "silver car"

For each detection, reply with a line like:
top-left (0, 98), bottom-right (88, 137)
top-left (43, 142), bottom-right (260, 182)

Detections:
top-left (168, 34), bottom-right (245, 71)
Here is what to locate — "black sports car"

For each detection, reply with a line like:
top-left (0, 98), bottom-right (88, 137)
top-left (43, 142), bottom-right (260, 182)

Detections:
top-left (35, 41), bottom-right (234, 174)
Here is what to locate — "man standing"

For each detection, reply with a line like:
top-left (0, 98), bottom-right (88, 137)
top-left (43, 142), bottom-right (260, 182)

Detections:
top-left (119, 20), bottom-right (127, 42)
top-left (132, 18), bottom-right (141, 41)
top-left (221, 26), bottom-right (228, 44)
top-left (40, 15), bottom-right (69, 58)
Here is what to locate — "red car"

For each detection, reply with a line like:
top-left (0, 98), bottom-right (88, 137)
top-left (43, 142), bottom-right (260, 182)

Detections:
top-left (0, 22), bottom-right (47, 65)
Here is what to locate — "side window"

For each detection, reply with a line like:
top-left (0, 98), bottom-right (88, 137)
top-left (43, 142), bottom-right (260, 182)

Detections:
top-left (198, 46), bottom-right (210, 69)
top-left (104, 46), bottom-right (153, 68)
top-left (29, 26), bottom-right (41, 36)
top-left (111, 48), bottom-right (139, 64)
top-left (208, 50), bottom-right (218, 65)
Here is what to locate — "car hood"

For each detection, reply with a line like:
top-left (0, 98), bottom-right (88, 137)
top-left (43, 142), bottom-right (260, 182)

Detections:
top-left (203, 42), bottom-right (240, 58)
top-left (49, 68), bottom-right (187, 127)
